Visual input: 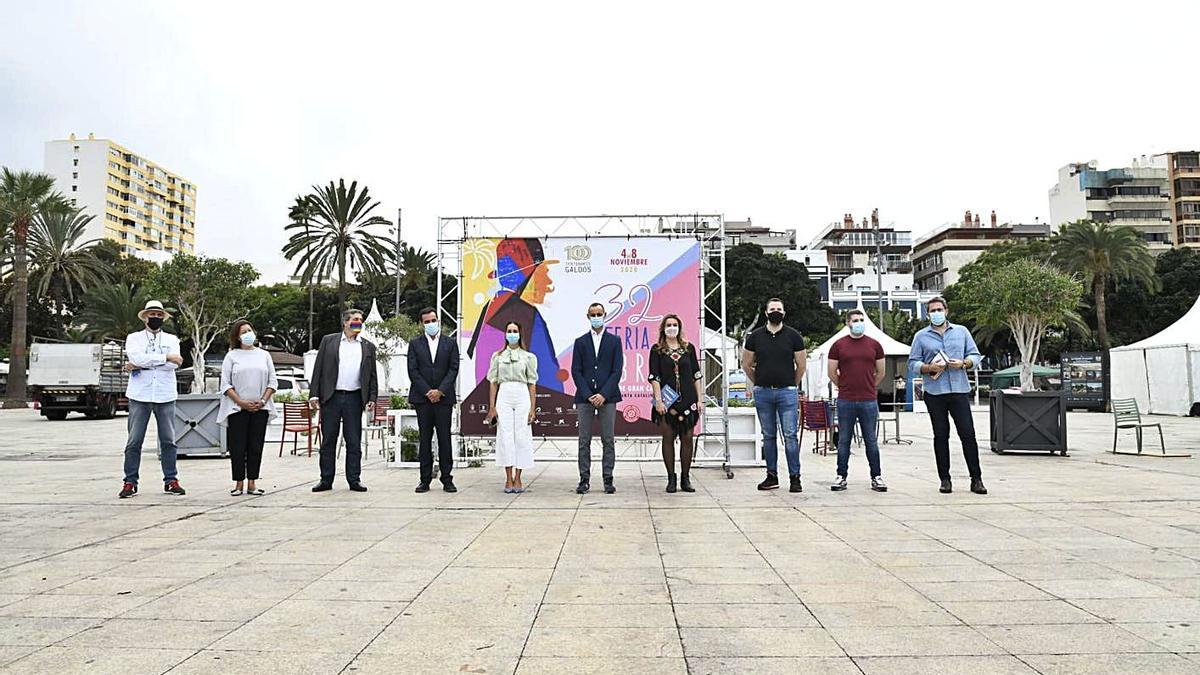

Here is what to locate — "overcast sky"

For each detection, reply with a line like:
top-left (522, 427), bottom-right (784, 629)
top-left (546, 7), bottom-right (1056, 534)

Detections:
top-left (2, 1), bottom-right (1197, 283)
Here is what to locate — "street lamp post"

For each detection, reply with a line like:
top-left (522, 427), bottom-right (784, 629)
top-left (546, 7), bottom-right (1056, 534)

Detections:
top-left (394, 208), bottom-right (402, 318)
top-left (873, 214), bottom-right (885, 334)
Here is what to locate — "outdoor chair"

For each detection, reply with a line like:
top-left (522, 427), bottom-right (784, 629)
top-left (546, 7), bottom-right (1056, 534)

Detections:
top-left (364, 397), bottom-right (393, 457)
top-left (279, 402), bottom-right (321, 457)
top-left (1111, 398), bottom-right (1190, 457)
top-left (800, 398), bottom-right (835, 456)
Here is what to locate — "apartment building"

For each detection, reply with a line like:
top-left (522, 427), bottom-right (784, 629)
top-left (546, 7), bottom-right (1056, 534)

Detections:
top-left (1160, 151), bottom-right (1200, 247)
top-left (1048, 157), bottom-right (1171, 250)
top-left (911, 211), bottom-right (1051, 291)
top-left (44, 133), bottom-right (197, 257)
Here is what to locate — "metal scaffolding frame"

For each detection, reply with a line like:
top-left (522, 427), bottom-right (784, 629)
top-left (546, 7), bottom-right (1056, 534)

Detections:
top-left (435, 214), bottom-right (740, 477)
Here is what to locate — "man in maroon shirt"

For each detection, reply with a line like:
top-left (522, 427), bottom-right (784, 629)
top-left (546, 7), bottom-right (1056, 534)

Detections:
top-left (827, 310), bottom-right (887, 492)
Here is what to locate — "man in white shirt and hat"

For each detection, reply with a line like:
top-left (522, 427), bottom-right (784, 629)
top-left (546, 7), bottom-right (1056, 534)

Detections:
top-left (119, 300), bottom-right (186, 498)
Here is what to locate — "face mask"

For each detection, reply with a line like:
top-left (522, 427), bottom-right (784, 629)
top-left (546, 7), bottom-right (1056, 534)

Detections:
top-left (147, 317), bottom-right (164, 331)
top-left (424, 321), bottom-right (439, 337)
top-left (240, 331), bottom-right (256, 346)
top-left (505, 332), bottom-right (520, 345)
top-left (929, 310), bottom-right (946, 326)
top-left (850, 323), bottom-right (865, 336)
top-left (767, 311), bottom-right (784, 325)
top-left (349, 321), bottom-right (363, 334)
top-left (589, 316), bottom-right (604, 330)
top-left (665, 326), bottom-right (680, 338)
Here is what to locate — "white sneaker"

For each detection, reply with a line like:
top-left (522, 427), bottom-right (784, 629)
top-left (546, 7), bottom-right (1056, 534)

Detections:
top-left (871, 476), bottom-right (888, 492)
top-left (830, 476), bottom-right (847, 492)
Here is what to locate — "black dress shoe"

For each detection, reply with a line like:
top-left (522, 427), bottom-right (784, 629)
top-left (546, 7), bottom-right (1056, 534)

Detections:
top-left (575, 481), bottom-right (590, 494)
top-left (312, 482), bottom-right (333, 492)
top-left (666, 474), bottom-right (677, 493)
top-left (415, 482), bottom-right (430, 493)
top-left (348, 482), bottom-right (368, 492)
top-left (939, 479), bottom-right (953, 494)
top-left (603, 481), bottom-right (616, 494)
top-left (442, 479), bottom-right (458, 493)
top-left (970, 478), bottom-right (988, 495)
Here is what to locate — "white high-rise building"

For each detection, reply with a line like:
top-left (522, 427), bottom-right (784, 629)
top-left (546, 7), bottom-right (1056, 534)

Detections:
top-left (44, 133), bottom-right (197, 257)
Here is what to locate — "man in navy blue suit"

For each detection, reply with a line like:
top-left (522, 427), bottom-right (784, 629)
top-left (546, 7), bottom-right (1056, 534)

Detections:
top-left (571, 302), bottom-right (624, 494)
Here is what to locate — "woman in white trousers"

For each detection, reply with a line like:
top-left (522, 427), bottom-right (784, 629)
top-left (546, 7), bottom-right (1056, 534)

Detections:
top-left (485, 321), bottom-right (539, 493)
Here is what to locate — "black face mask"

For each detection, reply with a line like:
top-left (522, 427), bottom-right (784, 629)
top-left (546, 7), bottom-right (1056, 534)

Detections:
top-left (147, 317), bottom-right (165, 330)
top-left (767, 311), bottom-right (784, 325)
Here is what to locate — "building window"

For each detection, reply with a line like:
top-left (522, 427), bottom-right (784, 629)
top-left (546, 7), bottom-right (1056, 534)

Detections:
top-left (72, 172), bottom-right (78, 179)
top-left (73, 145), bottom-right (79, 152)
top-left (71, 185), bottom-right (77, 192)
top-left (72, 158), bottom-right (78, 167)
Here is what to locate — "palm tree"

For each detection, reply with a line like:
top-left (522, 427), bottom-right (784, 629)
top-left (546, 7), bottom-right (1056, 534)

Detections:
top-left (0, 169), bottom-right (68, 406)
top-left (397, 243), bottom-right (436, 307)
top-left (287, 195), bottom-right (320, 349)
top-left (28, 208), bottom-right (110, 330)
top-left (75, 283), bottom-right (148, 342)
top-left (281, 179), bottom-right (393, 309)
top-left (1052, 220), bottom-right (1159, 351)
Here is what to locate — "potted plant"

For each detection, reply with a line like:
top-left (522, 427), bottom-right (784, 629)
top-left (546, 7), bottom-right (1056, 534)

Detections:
top-left (400, 427), bottom-right (420, 463)
top-left (957, 258), bottom-right (1083, 455)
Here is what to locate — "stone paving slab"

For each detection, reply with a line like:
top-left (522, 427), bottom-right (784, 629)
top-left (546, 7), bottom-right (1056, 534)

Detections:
top-left (0, 408), bottom-right (1199, 673)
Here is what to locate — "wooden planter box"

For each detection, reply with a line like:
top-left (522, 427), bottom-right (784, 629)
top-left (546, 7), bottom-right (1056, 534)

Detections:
top-left (989, 390), bottom-right (1068, 456)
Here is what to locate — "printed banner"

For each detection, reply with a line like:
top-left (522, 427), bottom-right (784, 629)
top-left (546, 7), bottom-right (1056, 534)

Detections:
top-left (459, 237), bottom-right (702, 436)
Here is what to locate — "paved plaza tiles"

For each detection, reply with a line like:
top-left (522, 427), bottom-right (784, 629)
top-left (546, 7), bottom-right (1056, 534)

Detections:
top-left (0, 407), bottom-right (1198, 674)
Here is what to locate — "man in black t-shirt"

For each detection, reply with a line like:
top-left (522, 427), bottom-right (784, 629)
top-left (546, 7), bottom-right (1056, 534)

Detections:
top-left (742, 298), bottom-right (807, 492)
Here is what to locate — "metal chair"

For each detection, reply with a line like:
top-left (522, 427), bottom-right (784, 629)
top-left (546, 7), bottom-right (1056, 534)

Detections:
top-left (1111, 398), bottom-right (1189, 457)
top-left (800, 398), bottom-right (834, 456)
top-left (364, 397), bottom-right (393, 457)
top-left (278, 402), bottom-right (321, 457)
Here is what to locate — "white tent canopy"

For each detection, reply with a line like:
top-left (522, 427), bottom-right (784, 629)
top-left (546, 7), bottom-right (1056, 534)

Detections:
top-left (1111, 294), bottom-right (1200, 416)
top-left (803, 303), bottom-right (911, 397)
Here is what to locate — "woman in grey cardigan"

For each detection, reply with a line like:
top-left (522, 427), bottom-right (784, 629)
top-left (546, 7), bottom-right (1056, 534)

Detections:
top-left (218, 320), bottom-right (278, 496)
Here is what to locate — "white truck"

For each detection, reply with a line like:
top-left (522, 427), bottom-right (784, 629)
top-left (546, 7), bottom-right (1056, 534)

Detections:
top-left (29, 342), bottom-right (129, 420)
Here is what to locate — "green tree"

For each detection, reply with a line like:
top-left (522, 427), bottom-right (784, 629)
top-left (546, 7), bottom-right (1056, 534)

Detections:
top-left (1051, 220), bottom-right (1158, 351)
top-left (707, 243), bottom-right (839, 344)
top-left (244, 283), bottom-right (312, 353)
top-left (366, 314), bottom-right (419, 390)
top-left (863, 307), bottom-right (921, 345)
top-left (91, 239), bottom-right (159, 290)
top-left (1106, 247), bottom-right (1200, 346)
top-left (281, 180), bottom-right (394, 310)
top-left (955, 258), bottom-right (1083, 391)
top-left (150, 255), bottom-right (259, 393)
top-left (0, 168), bottom-right (69, 405)
top-left (74, 283), bottom-right (150, 342)
top-left (27, 208), bottom-right (110, 331)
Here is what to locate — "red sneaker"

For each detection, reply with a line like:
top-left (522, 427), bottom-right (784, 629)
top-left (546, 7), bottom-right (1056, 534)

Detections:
top-left (164, 480), bottom-right (186, 495)
top-left (118, 482), bottom-right (137, 499)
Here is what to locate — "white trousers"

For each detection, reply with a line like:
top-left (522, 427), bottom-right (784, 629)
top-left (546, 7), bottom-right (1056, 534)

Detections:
top-left (495, 382), bottom-right (534, 469)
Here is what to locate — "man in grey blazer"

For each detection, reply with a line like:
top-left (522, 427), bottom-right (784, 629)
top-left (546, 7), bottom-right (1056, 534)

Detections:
top-left (309, 308), bottom-right (379, 492)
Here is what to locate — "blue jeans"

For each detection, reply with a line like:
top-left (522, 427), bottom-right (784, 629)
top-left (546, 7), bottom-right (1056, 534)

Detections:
top-left (123, 400), bottom-right (178, 485)
top-left (755, 386), bottom-right (800, 476)
top-left (836, 399), bottom-right (881, 479)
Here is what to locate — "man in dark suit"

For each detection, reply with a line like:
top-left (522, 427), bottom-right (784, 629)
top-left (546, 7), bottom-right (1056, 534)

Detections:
top-left (408, 307), bottom-right (460, 493)
top-left (571, 302), bottom-right (625, 494)
top-left (309, 308), bottom-right (379, 492)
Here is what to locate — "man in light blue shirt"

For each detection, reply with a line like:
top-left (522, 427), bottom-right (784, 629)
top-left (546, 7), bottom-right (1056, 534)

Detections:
top-left (119, 300), bottom-right (186, 499)
top-left (907, 296), bottom-right (987, 495)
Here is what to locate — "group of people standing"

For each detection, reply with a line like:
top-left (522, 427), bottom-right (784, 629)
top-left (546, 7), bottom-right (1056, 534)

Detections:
top-left (115, 295), bottom-right (988, 499)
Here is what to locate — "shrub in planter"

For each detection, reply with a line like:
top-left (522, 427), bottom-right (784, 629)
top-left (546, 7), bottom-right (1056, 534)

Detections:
top-left (389, 394), bottom-right (409, 410)
top-left (400, 427), bottom-right (420, 462)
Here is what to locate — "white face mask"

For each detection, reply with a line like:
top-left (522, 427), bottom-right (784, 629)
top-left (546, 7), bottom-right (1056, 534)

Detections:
top-left (664, 326), bottom-right (680, 338)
